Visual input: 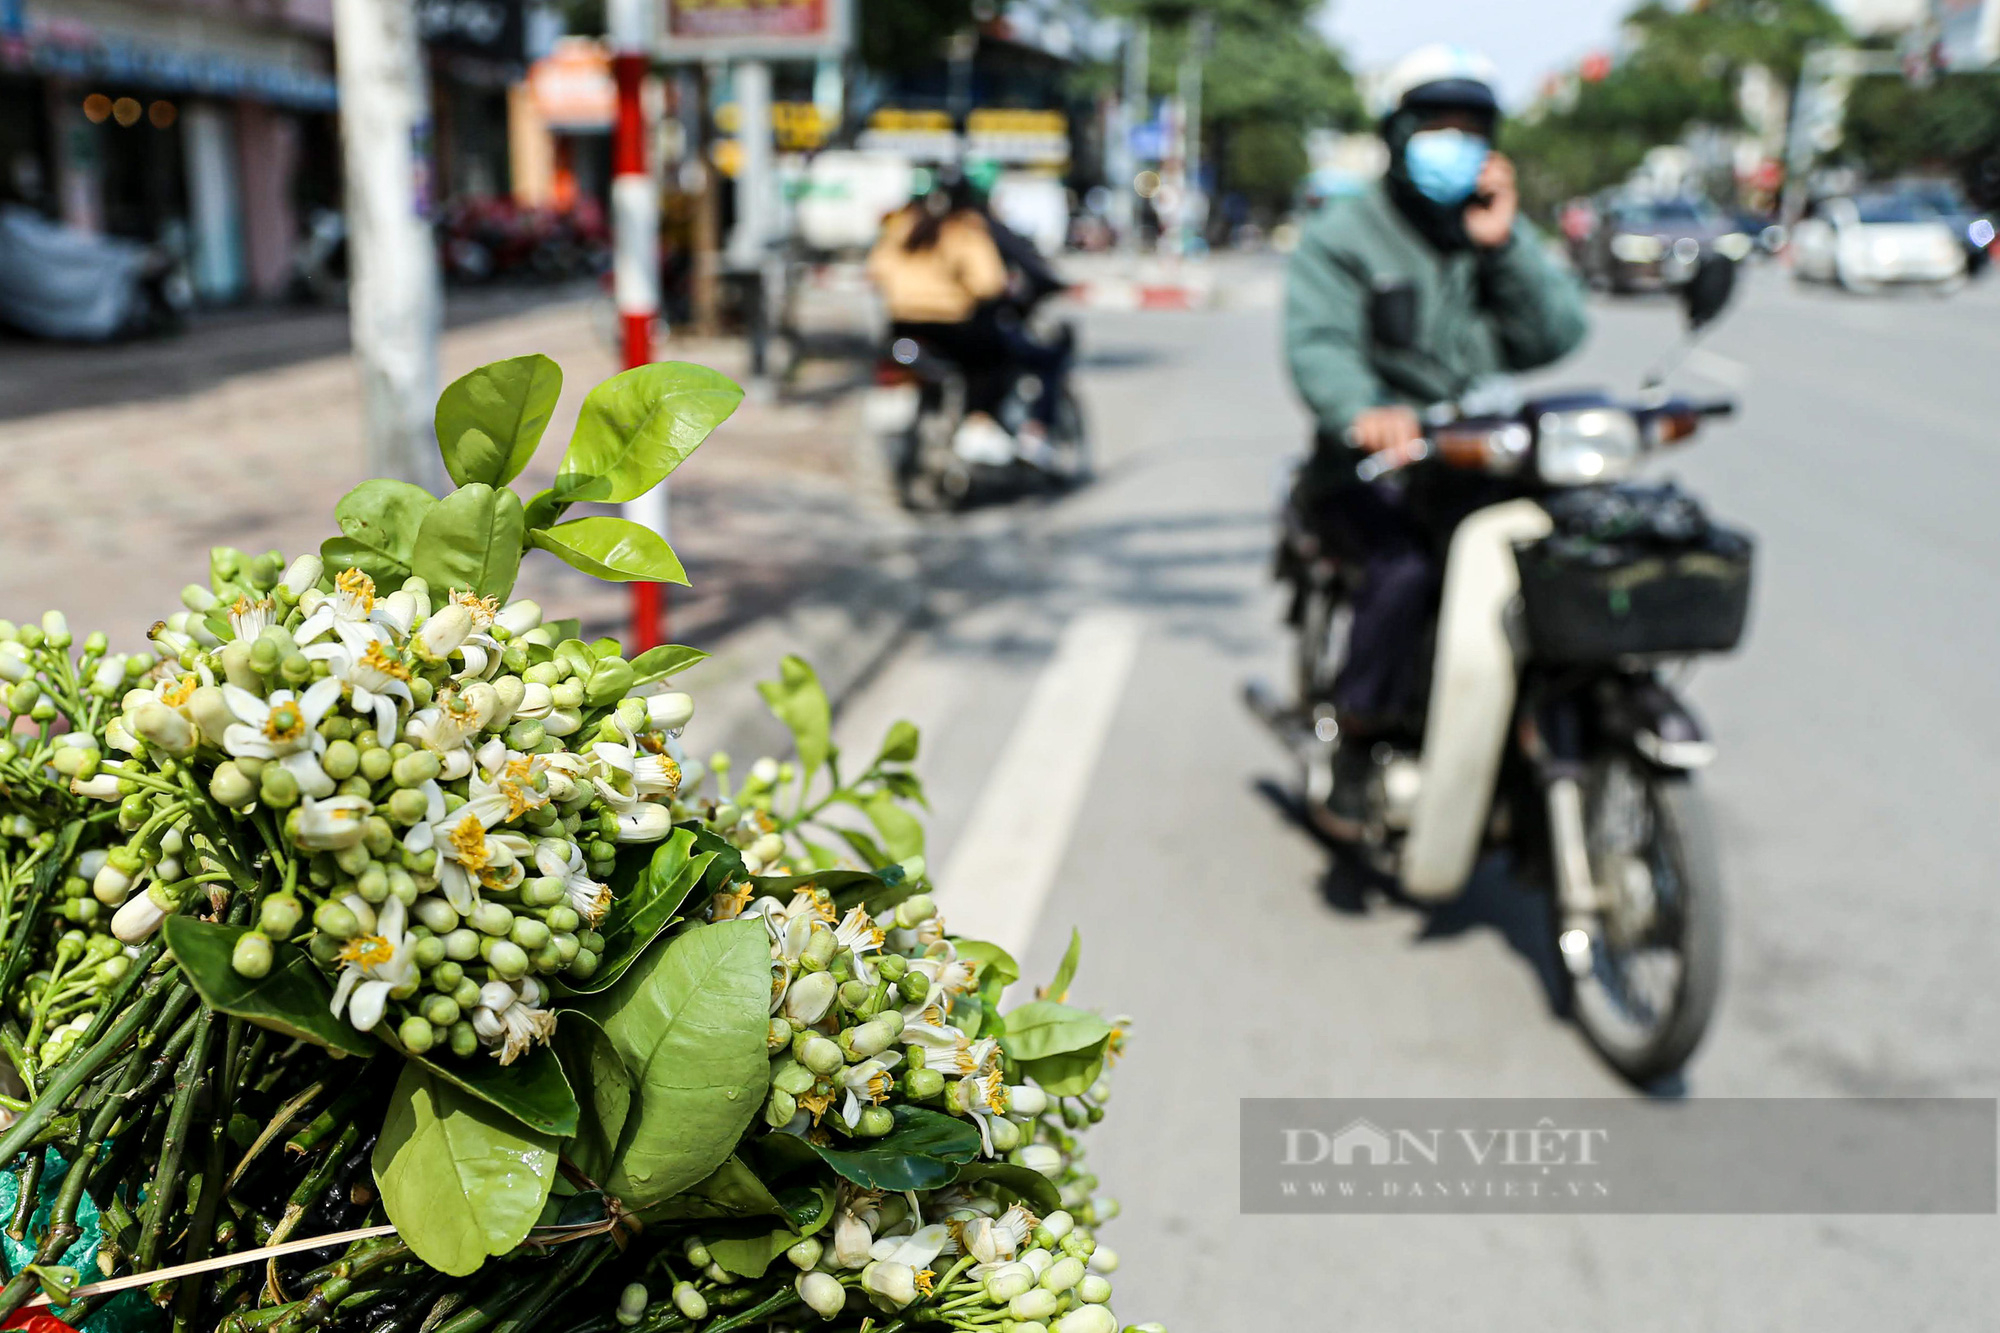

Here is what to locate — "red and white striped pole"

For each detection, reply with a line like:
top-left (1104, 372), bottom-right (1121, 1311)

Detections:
top-left (609, 0), bottom-right (664, 651)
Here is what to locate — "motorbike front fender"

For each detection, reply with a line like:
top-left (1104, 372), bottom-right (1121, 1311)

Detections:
top-left (1400, 500), bottom-right (1553, 901)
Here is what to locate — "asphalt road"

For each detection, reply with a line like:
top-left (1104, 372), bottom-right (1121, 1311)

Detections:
top-left (820, 260), bottom-right (2000, 1331)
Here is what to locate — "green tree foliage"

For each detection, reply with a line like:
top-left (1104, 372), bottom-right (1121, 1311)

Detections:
top-left (1842, 74), bottom-right (2000, 205)
top-left (1105, 0), bottom-right (1363, 212)
top-left (859, 0), bottom-right (978, 74)
top-left (1505, 0), bottom-right (1847, 215)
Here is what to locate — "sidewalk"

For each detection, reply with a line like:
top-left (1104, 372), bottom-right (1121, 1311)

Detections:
top-left (0, 295), bottom-right (923, 723)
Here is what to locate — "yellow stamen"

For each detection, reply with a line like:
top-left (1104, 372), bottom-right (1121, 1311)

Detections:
top-left (448, 814), bottom-right (490, 872)
top-left (450, 590), bottom-right (500, 627)
top-left (798, 1087), bottom-right (835, 1123)
top-left (980, 1069), bottom-right (1007, 1115)
top-left (335, 568), bottom-right (376, 610)
top-left (263, 701), bottom-right (305, 744)
top-left (913, 1269), bottom-right (935, 1298)
top-left (712, 883), bottom-right (753, 921)
top-left (338, 934), bottom-right (394, 968)
top-left (158, 673), bottom-right (199, 709)
top-left (868, 1070), bottom-right (894, 1103)
top-left (359, 640), bottom-right (410, 682)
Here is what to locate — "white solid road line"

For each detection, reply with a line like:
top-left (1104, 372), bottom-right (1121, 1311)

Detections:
top-left (936, 610), bottom-right (1145, 960)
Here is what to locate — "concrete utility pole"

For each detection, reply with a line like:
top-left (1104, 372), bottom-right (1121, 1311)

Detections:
top-left (609, 0), bottom-right (665, 649)
top-left (728, 58), bottom-right (775, 396)
top-left (1177, 13), bottom-right (1212, 255)
top-left (331, 0), bottom-right (445, 492)
top-left (1111, 20), bottom-right (1147, 249)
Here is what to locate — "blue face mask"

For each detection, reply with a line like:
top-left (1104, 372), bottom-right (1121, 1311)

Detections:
top-left (1404, 129), bottom-right (1490, 206)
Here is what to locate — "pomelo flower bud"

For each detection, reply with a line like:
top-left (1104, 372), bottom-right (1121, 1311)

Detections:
top-left (671, 1282), bottom-right (705, 1321)
top-left (70, 773), bottom-right (121, 801)
top-left (798, 1034), bottom-right (844, 1076)
top-left (516, 682), bottom-right (554, 719)
top-left (646, 692), bottom-right (694, 732)
top-left (1008, 1288), bottom-right (1059, 1321)
top-left (784, 970), bottom-right (838, 1025)
top-left (684, 1238), bottom-right (711, 1268)
top-left (261, 894), bottom-right (304, 939)
top-left (861, 1261), bottom-right (917, 1307)
top-left (181, 584), bottom-right (218, 613)
top-left (415, 603), bottom-right (474, 660)
top-left (281, 554), bottom-right (323, 595)
top-left (984, 1263), bottom-right (1036, 1302)
top-left (91, 654), bottom-right (127, 694)
top-left (232, 931), bottom-right (273, 978)
top-left (846, 1018), bottom-right (897, 1060)
top-left (750, 757), bottom-right (780, 786)
top-left (113, 882), bottom-right (176, 942)
top-left (93, 862), bottom-right (133, 905)
top-left (1077, 1274), bottom-right (1112, 1304)
top-left (210, 761), bottom-right (257, 810)
top-left (1014, 1145), bottom-right (1064, 1179)
top-left (615, 1282), bottom-right (647, 1328)
top-left (1087, 1244), bottom-right (1118, 1272)
top-left (0, 646), bottom-right (28, 683)
top-left (893, 895), bottom-right (935, 929)
top-left (614, 803), bottom-right (673, 842)
top-left (1040, 1255), bottom-right (1084, 1294)
top-left (131, 701), bottom-right (194, 756)
top-left (1052, 1306), bottom-right (1117, 1333)
top-left (786, 1237), bottom-right (823, 1271)
top-left (40, 611), bottom-right (69, 647)
top-left (797, 1269), bottom-right (844, 1318)
top-left (1038, 1211), bottom-right (1074, 1245)
top-left (496, 599), bottom-right (543, 636)
top-left (295, 795), bottom-right (371, 850)
top-left (1008, 1085), bottom-right (1049, 1117)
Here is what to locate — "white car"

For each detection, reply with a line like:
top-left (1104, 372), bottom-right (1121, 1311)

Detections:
top-left (1792, 193), bottom-right (1967, 292)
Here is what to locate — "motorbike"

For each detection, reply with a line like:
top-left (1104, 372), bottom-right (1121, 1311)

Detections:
top-left (865, 245), bottom-right (1092, 512)
top-left (1249, 256), bottom-right (1750, 1084)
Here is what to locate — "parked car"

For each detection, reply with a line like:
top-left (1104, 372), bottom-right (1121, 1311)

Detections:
top-left (1791, 193), bottom-right (1967, 292)
top-left (1896, 178), bottom-right (1994, 277)
top-left (1583, 196), bottom-right (1755, 293)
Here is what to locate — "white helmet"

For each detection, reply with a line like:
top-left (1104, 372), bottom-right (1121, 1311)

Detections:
top-left (1373, 44), bottom-right (1502, 122)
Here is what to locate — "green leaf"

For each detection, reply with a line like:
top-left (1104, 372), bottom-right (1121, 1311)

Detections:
top-left (414, 1044), bottom-right (579, 1138)
top-left (807, 1105), bottom-right (982, 1192)
top-left (529, 516), bottom-right (688, 585)
top-left (952, 1161), bottom-right (1063, 1215)
top-left (577, 919), bottom-right (772, 1209)
top-left (952, 939), bottom-right (1019, 1007)
top-left (372, 1063), bottom-right (557, 1276)
top-left (1046, 928), bottom-right (1082, 1003)
top-left (862, 790), bottom-right (925, 864)
top-left (756, 655), bottom-right (831, 781)
top-left (330, 478), bottom-right (436, 578)
top-left (568, 829), bottom-right (716, 995)
top-left (997, 1001), bottom-right (1110, 1063)
top-left (411, 483), bottom-right (526, 601)
top-left (554, 362), bottom-right (744, 503)
top-left (879, 770), bottom-right (929, 810)
top-left (831, 826), bottom-right (889, 871)
top-left (639, 1155), bottom-right (788, 1224)
top-left (704, 1186), bottom-right (833, 1279)
top-left (874, 720), bottom-right (920, 766)
top-left (1016, 1041), bottom-right (1106, 1098)
top-left (162, 917), bottom-right (374, 1058)
top-left (554, 1012), bottom-right (633, 1184)
top-left (435, 355), bottom-right (563, 488)
top-left (629, 643), bottom-right (709, 688)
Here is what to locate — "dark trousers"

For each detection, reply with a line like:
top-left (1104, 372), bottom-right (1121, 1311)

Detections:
top-left (1315, 479), bottom-right (1439, 730)
top-left (891, 308), bottom-right (1067, 428)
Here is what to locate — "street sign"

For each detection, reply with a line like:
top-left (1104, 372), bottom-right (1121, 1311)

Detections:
top-left (528, 38), bottom-right (615, 129)
top-left (657, 0), bottom-right (850, 60)
top-left (416, 0), bottom-right (525, 63)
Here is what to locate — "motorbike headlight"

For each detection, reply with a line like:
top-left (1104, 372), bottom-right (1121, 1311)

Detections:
top-left (1715, 232), bottom-right (1754, 261)
top-left (1536, 408), bottom-right (1643, 484)
top-left (1609, 233), bottom-right (1664, 263)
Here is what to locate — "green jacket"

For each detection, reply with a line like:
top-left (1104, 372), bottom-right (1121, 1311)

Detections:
top-left (1284, 186), bottom-right (1588, 464)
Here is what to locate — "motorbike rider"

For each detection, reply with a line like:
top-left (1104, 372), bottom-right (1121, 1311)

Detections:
top-left (1283, 44), bottom-right (1588, 839)
top-left (867, 167), bottom-right (1071, 465)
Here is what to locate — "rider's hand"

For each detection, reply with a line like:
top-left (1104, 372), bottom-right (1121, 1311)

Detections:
top-left (1464, 153), bottom-right (1518, 250)
top-left (1347, 406), bottom-right (1423, 455)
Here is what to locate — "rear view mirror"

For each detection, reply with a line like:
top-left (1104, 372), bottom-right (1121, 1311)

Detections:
top-left (1681, 254), bottom-right (1736, 332)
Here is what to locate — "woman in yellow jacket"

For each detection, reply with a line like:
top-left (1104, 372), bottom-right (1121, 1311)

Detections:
top-left (867, 182), bottom-right (1015, 459)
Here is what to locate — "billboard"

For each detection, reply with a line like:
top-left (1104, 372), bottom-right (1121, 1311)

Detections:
top-left (659, 0), bottom-right (850, 60)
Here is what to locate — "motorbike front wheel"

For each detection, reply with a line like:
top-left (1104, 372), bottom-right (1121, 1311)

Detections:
top-left (1562, 758), bottom-right (1725, 1085)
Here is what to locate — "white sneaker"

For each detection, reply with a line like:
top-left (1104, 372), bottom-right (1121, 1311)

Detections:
top-left (951, 416), bottom-right (1017, 467)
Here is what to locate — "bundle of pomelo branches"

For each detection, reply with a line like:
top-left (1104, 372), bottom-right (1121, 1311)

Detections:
top-left (0, 357), bottom-right (1160, 1333)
